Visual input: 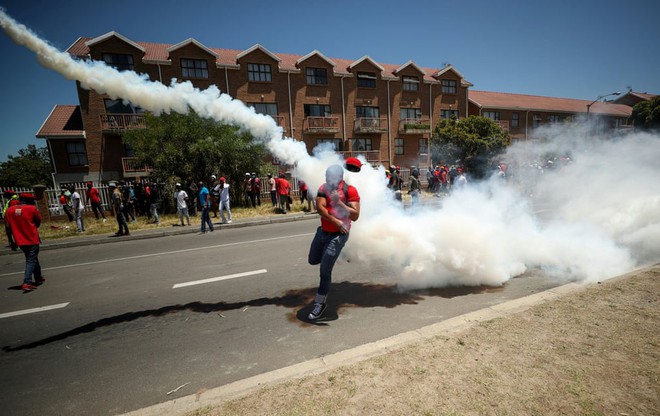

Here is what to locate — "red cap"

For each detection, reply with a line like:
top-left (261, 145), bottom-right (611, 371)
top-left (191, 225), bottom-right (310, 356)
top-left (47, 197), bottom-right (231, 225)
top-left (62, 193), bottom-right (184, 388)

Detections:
top-left (3, 189), bottom-right (15, 196)
top-left (345, 157), bottom-right (362, 172)
top-left (220, 177), bottom-right (226, 182)
top-left (19, 193), bottom-right (36, 201)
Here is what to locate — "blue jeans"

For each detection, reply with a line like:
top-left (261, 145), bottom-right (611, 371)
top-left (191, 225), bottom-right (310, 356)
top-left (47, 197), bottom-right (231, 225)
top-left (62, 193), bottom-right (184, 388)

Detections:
top-left (308, 227), bottom-right (349, 296)
top-left (20, 245), bottom-right (42, 284)
top-left (201, 206), bottom-right (214, 232)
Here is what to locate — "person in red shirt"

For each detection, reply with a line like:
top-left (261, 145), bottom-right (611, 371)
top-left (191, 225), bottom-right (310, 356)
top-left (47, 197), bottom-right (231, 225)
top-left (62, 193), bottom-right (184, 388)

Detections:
top-left (86, 182), bottom-right (107, 221)
top-left (275, 172), bottom-right (291, 213)
top-left (307, 162), bottom-right (361, 320)
top-left (4, 193), bottom-right (45, 292)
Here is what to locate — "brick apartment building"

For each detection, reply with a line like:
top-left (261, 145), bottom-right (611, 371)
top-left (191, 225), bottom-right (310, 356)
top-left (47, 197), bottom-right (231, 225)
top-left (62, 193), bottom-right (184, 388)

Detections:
top-left (35, 31), bottom-right (632, 186)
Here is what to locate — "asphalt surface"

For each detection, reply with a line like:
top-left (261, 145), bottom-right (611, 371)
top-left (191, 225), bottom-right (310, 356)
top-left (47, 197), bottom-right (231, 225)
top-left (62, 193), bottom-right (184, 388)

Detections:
top-left (0, 213), bottom-right (564, 416)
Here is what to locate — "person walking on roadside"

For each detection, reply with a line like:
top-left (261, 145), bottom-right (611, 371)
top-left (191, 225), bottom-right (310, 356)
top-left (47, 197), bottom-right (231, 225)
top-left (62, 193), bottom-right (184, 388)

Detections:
top-left (267, 173), bottom-right (277, 207)
top-left (70, 185), bottom-right (85, 232)
top-left (409, 168), bottom-right (421, 207)
top-left (174, 183), bottom-right (191, 226)
top-left (4, 193), bottom-right (46, 292)
top-left (112, 183), bottom-right (130, 236)
top-left (148, 182), bottom-right (160, 225)
top-left (86, 182), bottom-right (107, 222)
top-left (218, 177), bottom-right (232, 224)
top-left (307, 162), bottom-right (361, 321)
top-left (198, 181), bottom-right (214, 233)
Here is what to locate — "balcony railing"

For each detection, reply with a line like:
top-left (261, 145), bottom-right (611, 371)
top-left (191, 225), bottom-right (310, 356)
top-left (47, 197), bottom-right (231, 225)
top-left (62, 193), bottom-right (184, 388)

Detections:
top-left (398, 118), bottom-right (432, 134)
top-left (337, 150), bottom-right (381, 163)
top-left (122, 157), bottom-right (152, 175)
top-left (100, 114), bottom-right (146, 132)
top-left (303, 116), bottom-right (340, 133)
top-left (354, 117), bottom-right (387, 133)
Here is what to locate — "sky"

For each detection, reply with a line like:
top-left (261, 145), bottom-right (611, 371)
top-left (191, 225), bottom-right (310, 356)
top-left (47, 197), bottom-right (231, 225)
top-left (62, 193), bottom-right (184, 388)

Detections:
top-left (1, 0), bottom-right (659, 162)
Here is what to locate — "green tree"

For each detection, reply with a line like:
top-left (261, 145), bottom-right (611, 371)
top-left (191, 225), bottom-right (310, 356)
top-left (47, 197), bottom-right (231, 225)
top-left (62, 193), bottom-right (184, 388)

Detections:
top-left (122, 110), bottom-right (267, 202)
top-left (630, 96), bottom-right (660, 131)
top-left (0, 144), bottom-right (52, 188)
top-left (431, 115), bottom-right (511, 178)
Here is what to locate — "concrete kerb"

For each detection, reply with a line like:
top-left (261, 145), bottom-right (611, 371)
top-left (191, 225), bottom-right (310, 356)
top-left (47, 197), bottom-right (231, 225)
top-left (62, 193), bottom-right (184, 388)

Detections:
top-left (119, 279), bottom-right (594, 416)
top-left (0, 212), bottom-right (318, 255)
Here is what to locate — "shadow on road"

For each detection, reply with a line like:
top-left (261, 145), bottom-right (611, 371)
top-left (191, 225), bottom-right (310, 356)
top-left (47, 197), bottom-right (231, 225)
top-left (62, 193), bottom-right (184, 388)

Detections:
top-left (2, 281), bottom-right (500, 351)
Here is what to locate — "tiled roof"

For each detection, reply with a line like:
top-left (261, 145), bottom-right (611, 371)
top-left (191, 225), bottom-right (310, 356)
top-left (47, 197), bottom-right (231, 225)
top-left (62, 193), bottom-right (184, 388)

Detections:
top-left (36, 105), bottom-right (85, 138)
top-left (469, 90), bottom-right (632, 117)
top-left (67, 36), bottom-right (461, 83)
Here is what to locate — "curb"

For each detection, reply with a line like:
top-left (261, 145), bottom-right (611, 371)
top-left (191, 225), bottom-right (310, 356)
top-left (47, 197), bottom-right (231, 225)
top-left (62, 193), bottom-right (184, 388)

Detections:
top-left (1, 213), bottom-right (318, 254)
top-left (119, 281), bottom-right (591, 416)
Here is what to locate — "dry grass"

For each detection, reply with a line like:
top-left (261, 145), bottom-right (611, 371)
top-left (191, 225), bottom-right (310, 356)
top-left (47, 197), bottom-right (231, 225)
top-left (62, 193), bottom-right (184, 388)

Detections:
top-left (188, 266), bottom-right (659, 416)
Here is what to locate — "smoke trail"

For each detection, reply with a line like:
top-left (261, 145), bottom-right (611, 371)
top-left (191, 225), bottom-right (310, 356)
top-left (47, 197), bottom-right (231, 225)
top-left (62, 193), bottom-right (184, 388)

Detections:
top-left (3, 9), bottom-right (657, 288)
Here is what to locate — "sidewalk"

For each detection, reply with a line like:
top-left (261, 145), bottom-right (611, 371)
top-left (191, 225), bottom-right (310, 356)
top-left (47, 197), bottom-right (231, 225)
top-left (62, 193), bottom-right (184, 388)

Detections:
top-left (123, 264), bottom-right (658, 416)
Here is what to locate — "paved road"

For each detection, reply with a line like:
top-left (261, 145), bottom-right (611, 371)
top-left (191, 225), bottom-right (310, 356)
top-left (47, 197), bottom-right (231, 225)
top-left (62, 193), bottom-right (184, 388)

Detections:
top-left (0, 219), bottom-right (562, 415)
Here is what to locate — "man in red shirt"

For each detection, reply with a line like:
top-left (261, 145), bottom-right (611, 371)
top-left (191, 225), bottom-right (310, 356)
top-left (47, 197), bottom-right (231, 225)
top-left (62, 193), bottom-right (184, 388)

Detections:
top-left (276, 172), bottom-right (291, 213)
top-left (86, 182), bottom-right (107, 222)
top-left (307, 163), bottom-right (361, 320)
top-left (4, 193), bottom-right (45, 292)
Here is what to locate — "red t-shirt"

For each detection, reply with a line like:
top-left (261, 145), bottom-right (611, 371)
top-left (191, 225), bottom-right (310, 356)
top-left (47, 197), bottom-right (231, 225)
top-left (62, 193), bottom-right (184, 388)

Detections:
top-left (5, 204), bottom-right (41, 246)
top-left (87, 187), bottom-right (101, 203)
top-left (317, 180), bottom-right (360, 233)
top-left (276, 178), bottom-right (291, 195)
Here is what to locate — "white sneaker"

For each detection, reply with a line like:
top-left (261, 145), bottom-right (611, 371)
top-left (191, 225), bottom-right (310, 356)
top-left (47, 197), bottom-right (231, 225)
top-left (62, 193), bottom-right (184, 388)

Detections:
top-left (227, 220), bottom-right (232, 223)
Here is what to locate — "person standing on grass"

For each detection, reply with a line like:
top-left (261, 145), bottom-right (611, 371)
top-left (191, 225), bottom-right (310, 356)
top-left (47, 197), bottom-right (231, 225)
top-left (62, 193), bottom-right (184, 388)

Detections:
top-left (86, 182), bottom-right (106, 222)
top-left (218, 177), bottom-right (232, 224)
top-left (70, 185), bottom-right (85, 232)
top-left (5, 193), bottom-right (46, 292)
top-left (307, 162), bottom-right (361, 321)
top-left (112, 183), bottom-right (130, 236)
top-left (268, 173), bottom-right (277, 207)
top-left (174, 183), bottom-right (190, 226)
top-left (276, 172), bottom-right (291, 213)
top-left (198, 181), bottom-right (214, 233)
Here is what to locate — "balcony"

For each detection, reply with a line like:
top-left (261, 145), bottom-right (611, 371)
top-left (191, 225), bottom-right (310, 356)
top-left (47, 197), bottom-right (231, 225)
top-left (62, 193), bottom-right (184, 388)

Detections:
top-left (100, 114), bottom-right (146, 132)
top-left (337, 150), bottom-right (381, 163)
top-left (354, 117), bottom-right (387, 133)
top-left (398, 118), bottom-right (432, 134)
top-left (122, 157), bottom-right (152, 177)
top-left (303, 116), bottom-right (340, 133)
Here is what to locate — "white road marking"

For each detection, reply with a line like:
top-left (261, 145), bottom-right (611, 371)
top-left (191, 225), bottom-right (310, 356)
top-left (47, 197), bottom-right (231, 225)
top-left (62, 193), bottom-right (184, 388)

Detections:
top-left (173, 269), bottom-right (267, 289)
top-left (0, 302), bottom-right (70, 319)
top-left (0, 233), bottom-right (313, 277)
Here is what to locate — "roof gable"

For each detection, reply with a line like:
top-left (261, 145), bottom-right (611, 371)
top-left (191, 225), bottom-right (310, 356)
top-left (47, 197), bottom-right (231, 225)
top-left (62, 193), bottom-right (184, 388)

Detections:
top-left (349, 55), bottom-right (384, 72)
top-left (393, 60), bottom-right (425, 75)
top-left (296, 50), bottom-right (336, 67)
top-left (85, 31), bottom-right (145, 53)
top-left (236, 44), bottom-right (281, 63)
top-left (166, 38), bottom-right (218, 58)
top-left (36, 105), bottom-right (85, 138)
top-left (434, 64), bottom-right (464, 80)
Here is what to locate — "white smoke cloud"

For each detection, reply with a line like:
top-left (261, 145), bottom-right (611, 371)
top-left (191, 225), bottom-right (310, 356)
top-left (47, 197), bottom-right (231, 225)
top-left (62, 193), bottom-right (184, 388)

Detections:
top-left (3, 8), bottom-right (657, 288)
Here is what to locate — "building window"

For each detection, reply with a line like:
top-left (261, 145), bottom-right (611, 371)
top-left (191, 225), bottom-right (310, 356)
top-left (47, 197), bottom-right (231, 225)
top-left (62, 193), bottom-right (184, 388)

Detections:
top-left (181, 59), bottom-right (209, 79)
top-left (304, 104), bottom-right (331, 117)
top-left (402, 76), bottom-right (419, 91)
top-left (66, 142), bottom-right (87, 166)
top-left (394, 138), bottom-right (404, 155)
top-left (356, 106), bottom-right (380, 118)
top-left (104, 99), bottom-right (142, 114)
top-left (352, 138), bottom-right (372, 151)
top-left (103, 53), bottom-right (134, 71)
top-left (248, 63), bottom-right (272, 82)
top-left (549, 114), bottom-right (561, 123)
top-left (441, 79), bottom-right (457, 94)
top-left (511, 112), bottom-right (520, 128)
top-left (306, 67), bottom-right (328, 85)
top-left (400, 108), bottom-right (422, 119)
top-left (419, 138), bottom-right (428, 154)
top-left (440, 110), bottom-right (459, 119)
top-left (532, 114), bottom-right (542, 128)
top-left (316, 138), bottom-right (342, 151)
top-left (483, 111), bottom-right (500, 121)
top-left (357, 71), bottom-right (377, 88)
top-left (249, 102), bottom-right (278, 116)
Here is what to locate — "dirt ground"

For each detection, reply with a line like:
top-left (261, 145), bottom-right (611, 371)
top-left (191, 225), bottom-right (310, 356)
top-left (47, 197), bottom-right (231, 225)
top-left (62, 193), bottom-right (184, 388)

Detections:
top-left (188, 266), bottom-right (659, 416)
